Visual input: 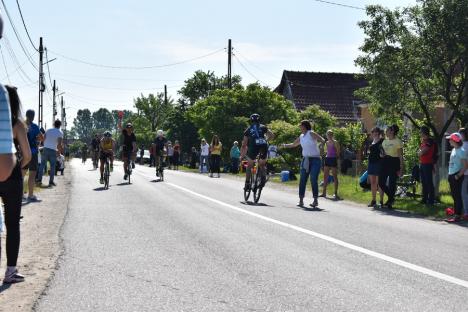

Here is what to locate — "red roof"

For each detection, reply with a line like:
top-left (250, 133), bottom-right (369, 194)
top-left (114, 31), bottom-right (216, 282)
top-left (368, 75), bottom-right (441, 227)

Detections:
top-left (275, 71), bottom-right (368, 122)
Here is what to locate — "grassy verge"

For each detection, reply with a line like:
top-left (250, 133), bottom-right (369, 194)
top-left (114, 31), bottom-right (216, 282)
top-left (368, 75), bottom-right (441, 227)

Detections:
top-left (179, 165), bottom-right (451, 218)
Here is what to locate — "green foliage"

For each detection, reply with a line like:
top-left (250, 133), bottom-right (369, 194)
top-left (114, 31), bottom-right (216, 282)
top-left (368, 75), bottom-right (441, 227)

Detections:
top-left (92, 108), bottom-right (115, 133)
top-left (188, 83), bottom-right (297, 159)
top-left (133, 93), bottom-right (174, 132)
top-left (68, 140), bottom-right (85, 156)
top-left (71, 109), bottom-right (93, 142)
top-left (164, 104), bottom-right (199, 153)
top-left (402, 129), bottom-right (421, 174)
top-left (299, 105), bottom-right (337, 136)
top-left (178, 70), bottom-right (242, 107)
top-left (355, 0), bottom-right (468, 144)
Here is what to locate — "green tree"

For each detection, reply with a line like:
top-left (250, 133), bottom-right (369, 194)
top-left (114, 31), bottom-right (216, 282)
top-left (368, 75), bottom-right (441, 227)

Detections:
top-left (268, 120), bottom-right (302, 172)
top-left (355, 0), bottom-right (468, 147)
top-left (70, 109), bottom-right (93, 142)
top-left (134, 93), bottom-right (174, 132)
top-left (164, 102), bottom-right (199, 153)
top-left (299, 105), bottom-right (337, 136)
top-left (178, 70), bottom-right (242, 107)
top-left (92, 108), bottom-right (115, 133)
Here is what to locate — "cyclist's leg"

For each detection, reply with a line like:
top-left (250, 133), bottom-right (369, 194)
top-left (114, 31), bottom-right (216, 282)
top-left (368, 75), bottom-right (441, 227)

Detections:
top-left (109, 153), bottom-right (114, 170)
top-left (99, 153), bottom-right (105, 177)
top-left (123, 150), bottom-right (129, 177)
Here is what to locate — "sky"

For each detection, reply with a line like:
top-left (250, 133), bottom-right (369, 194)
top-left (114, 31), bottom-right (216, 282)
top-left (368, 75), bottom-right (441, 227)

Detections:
top-left (0, 0), bottom-right (416, 128)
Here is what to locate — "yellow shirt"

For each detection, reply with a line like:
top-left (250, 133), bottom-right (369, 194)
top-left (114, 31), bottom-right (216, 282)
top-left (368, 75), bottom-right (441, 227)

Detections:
top-left (382, 138), bottom-right (402, 157)
top-left (102, 138), bottom-right (113, 151)
top-left (211, 143), bottom-right (222, 155)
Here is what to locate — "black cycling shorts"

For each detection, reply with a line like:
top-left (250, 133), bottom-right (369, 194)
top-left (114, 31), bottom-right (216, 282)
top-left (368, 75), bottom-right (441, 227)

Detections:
top-left (100, 151), bottom-right (113, 161)
top-left (247, 144), bottom-right (268, 160)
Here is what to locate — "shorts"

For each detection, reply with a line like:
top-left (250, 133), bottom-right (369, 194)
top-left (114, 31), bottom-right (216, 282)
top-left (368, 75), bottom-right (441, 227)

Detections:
top-left (100, 151), bottom-right (113, 161)
top-left (28, 153), bottom-right (38, 171)
top-left (247, 144), bottom-right (268, 161)
top-left (367, 161), bottom-right (381, 176)
top-left (324, 157), bottom-right (337, 168)
top-left (121, 149), bottom-right (135, 160)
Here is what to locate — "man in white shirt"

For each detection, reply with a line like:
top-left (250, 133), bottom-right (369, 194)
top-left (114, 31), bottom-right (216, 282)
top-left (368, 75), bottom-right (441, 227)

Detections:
top-left (38, 120), bottom-right (63, 187)
top-left (0, 14), bottom-right (16, 182)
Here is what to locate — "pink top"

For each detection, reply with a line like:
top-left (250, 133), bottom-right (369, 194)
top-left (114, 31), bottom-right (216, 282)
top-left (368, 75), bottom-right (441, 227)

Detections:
top-left (326, 141), bottom-right (337, 158)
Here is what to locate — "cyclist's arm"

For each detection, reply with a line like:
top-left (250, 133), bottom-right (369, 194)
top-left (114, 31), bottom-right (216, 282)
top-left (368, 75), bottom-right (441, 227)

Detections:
top-left (281, 137), bottom-right (300, 149)
top-left (240, 136), bottom-right (248, 159)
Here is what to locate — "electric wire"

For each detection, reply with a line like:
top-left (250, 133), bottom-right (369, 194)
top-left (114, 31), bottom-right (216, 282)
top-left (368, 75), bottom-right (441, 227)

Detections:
top-left (59, 77), bottom-right (183, 91)
top-left (0, 0), bottom-right (38, 71)
top-left (2, 36), bottom-right (35, 84)
top-left (233, 54), bottom-right (266, 85)
top-left (15, 0), bottom-right (39, 52)
top-left (47, 48), bottom-right (225, 70)
top-left (312, 0), bottom-right (365, 10)
top-left (0, 44), bottom-right (11, 84)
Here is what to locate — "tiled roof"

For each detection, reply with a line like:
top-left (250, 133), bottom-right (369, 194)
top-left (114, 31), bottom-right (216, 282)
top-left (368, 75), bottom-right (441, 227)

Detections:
top-left (275, 71), bottom-right (368, 122)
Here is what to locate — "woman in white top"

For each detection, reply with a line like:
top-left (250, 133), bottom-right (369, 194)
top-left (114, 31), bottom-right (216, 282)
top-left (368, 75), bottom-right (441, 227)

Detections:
top-left (460, 128), bottom-right (468, 220)
top-left (281, 120), bottom-right (325, 208)
top-left (200, 138), bottom-right (210, 173)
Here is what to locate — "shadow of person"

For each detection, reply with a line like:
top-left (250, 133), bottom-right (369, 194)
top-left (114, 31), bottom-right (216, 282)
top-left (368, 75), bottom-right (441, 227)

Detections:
top-left (0, 283), bottom-right (12, 293)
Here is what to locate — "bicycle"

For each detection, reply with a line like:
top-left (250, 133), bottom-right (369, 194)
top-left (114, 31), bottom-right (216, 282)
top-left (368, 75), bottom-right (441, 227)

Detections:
top-left (243, 157), bottom-right (269, 203)
top-left (156, 155), bottom-right (165, 181)
top-left (103, 155), bottom-right (111, 189)
top-left (124, 150), bottom-right (133, 184)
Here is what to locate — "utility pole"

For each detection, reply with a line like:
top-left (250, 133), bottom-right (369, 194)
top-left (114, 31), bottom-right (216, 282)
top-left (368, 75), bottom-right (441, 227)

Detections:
top-left (52, 80), bottom-right (57, 125)
top-left (60, 96), bottom-right (64, 124)
top-left (38, 37), bottom-right (45, 128)
top-left (164, 84), bottom-right (168, 106)
top-left (227, 39), bottom-right (232, 89)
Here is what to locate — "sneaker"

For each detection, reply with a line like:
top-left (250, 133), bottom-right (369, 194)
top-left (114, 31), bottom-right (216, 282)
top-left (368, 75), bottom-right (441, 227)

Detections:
top-left (318, 194), bottom-right (326, 198)
top-left (48, 182), bottom-right (57, 187)
top-left (131, 162), bottom-right (135, 169)
top-left (4, 269), bottom-right (25, 284)
top-left (27, 195), bottom-right (39, 202)
top-left (332, 194), bottom-right (341, 200)
top-left (100, 178), bottom-right (104, 184)
top-left (310, 198), bottom-right (319, 208)
top-left (124, 174), bottom-right (128, 180)
top-left (368, 200), bottom-right (376, 207)
top-left (297, 199), bottom-right (304, 207)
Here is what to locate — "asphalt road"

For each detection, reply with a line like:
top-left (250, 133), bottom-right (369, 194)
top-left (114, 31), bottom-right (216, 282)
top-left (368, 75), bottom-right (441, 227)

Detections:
top-left (36, 159), bottom-right (468, 312)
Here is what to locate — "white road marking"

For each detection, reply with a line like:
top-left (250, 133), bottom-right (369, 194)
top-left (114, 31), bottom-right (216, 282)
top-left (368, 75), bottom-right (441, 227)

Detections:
top-left (166, 182), bottom-right (468, 289)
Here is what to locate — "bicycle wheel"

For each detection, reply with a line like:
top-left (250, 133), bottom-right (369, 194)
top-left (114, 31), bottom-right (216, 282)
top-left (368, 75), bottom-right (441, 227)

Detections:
top-left (104, 161), bottom-right (110, 189)
top-left (253, 169), bottom-right (262, 203)
top-left (243, 168), bottom-right (253, 202)
top-left (160, 166), bottom-right (164, 181)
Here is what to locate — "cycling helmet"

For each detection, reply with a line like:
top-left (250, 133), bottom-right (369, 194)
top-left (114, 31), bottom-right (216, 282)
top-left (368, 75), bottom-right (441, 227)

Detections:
top-left (126, 123), bottom-right (133, 129)
top-left (157, 130), bottom-right (164, 137)
top-left (250, 113), bottom-right (260, 123)
top-left (104, 131), bottom-right (112, 138)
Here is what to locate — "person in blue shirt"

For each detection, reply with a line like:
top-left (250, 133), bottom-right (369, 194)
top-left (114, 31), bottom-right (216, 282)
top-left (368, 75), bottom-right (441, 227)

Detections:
top-left (24, 110), bottom-right (41, 201)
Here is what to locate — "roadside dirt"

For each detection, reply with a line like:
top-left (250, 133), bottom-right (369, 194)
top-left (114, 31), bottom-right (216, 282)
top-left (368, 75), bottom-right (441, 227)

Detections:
top-left (0, 166), bottom-right (71, 312)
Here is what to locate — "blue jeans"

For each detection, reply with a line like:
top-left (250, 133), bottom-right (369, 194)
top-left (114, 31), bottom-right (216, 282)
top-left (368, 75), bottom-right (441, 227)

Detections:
top-left (299, 157), bottom-right (321, 199)
top-left (200, 155), bottom-right (209, 172)
top-left (38, 148), bottom-right (57, 184)
top-left (420, 164), bottom-right (434, 204)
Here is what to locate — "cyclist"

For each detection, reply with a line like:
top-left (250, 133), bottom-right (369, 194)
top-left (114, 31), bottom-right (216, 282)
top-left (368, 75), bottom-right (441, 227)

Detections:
top-left (91, 134), bottom-right (100, 167)
top-left (152, 130), bottom-right (168, 176)
top-left (122, 123), bottom-right (137, 180)
top-left (99, 131), bottom-right (115, 184)
top-left (81, 143), bottom-right (88, 164)
top-left (240, 113), bottom-right (274, 190)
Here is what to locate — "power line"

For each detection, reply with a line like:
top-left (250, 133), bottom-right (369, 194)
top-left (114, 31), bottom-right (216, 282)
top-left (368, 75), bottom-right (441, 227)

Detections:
top-left (0, 0), bottom-right (38, 71)
top-left (44, 48), bottom-right (54, 88)
top-left (54, 72), bottom-right (184, 82)
top-left (312, 0), bottom-right (365, 10)
top-left (233, 54), bottom-right (266, 85)
top-left (0, 44), bottom-right (11, 84)
top-left (234, 49), bottom-right (280, 79)
top-left (2, 36), bottom-right (35, 84)
top-left (59, 77), bottom-right (183, 91)
top-left (47, 48), bottom-right (225, 70)
top-left (15, 0), bottom-right (39, 52)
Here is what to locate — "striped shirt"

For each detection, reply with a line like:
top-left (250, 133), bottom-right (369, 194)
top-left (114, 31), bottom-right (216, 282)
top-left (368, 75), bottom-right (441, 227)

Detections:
top-left (0, 84), bottom-right (14, 154)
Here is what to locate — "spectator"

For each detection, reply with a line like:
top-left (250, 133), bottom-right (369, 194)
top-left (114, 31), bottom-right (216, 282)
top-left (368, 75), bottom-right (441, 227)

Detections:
top-left (190, 147), bottom-right (198, 169)
top-left (460, 128), bottom-right (468, 220)
top-left (341, 145), bottom-right (355, 175)
top-left (167, 141), bottom-right (174, 169)
top-left (230, 141), bottom-right (240, 174)
top-left (38, 120), bottom-right (63, 187)
top-left (3, 84), bottom-right (31, 284)
top-left (24, 109), bottom-right (42, 201)
top-left (446, 132), bottom-right (468, 222)
top-left (139, 144), bottom-right (144, 165)
top-left (200, 139), bottom-right (209, 173)
top-left (367, 127), bottom-right (384, 207)
top-left (149, 144), bottom-right (155, 167)
top-left (210, 135), bottom-right (222, 178)
top-left (281, 120), bottom-right (325, 208)
top-left (320, 130), bottom-right (340, 199)
top-left (81, 143), bottom-right (88, 164)
top-left (379, 125), bottom-right (404, 209)
top-left (173, 140), bottom-right (181, 170)
top-left (418, 126), bottom-right (436, 206)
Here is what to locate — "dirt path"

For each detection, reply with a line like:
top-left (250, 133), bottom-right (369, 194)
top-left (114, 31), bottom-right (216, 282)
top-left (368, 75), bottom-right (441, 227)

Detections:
top-left (0, 165), bottom-right (72, 312)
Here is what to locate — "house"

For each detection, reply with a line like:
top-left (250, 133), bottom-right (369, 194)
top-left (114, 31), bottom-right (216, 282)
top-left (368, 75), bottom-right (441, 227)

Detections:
top-left (274, 70), bottom-right (375, 131)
